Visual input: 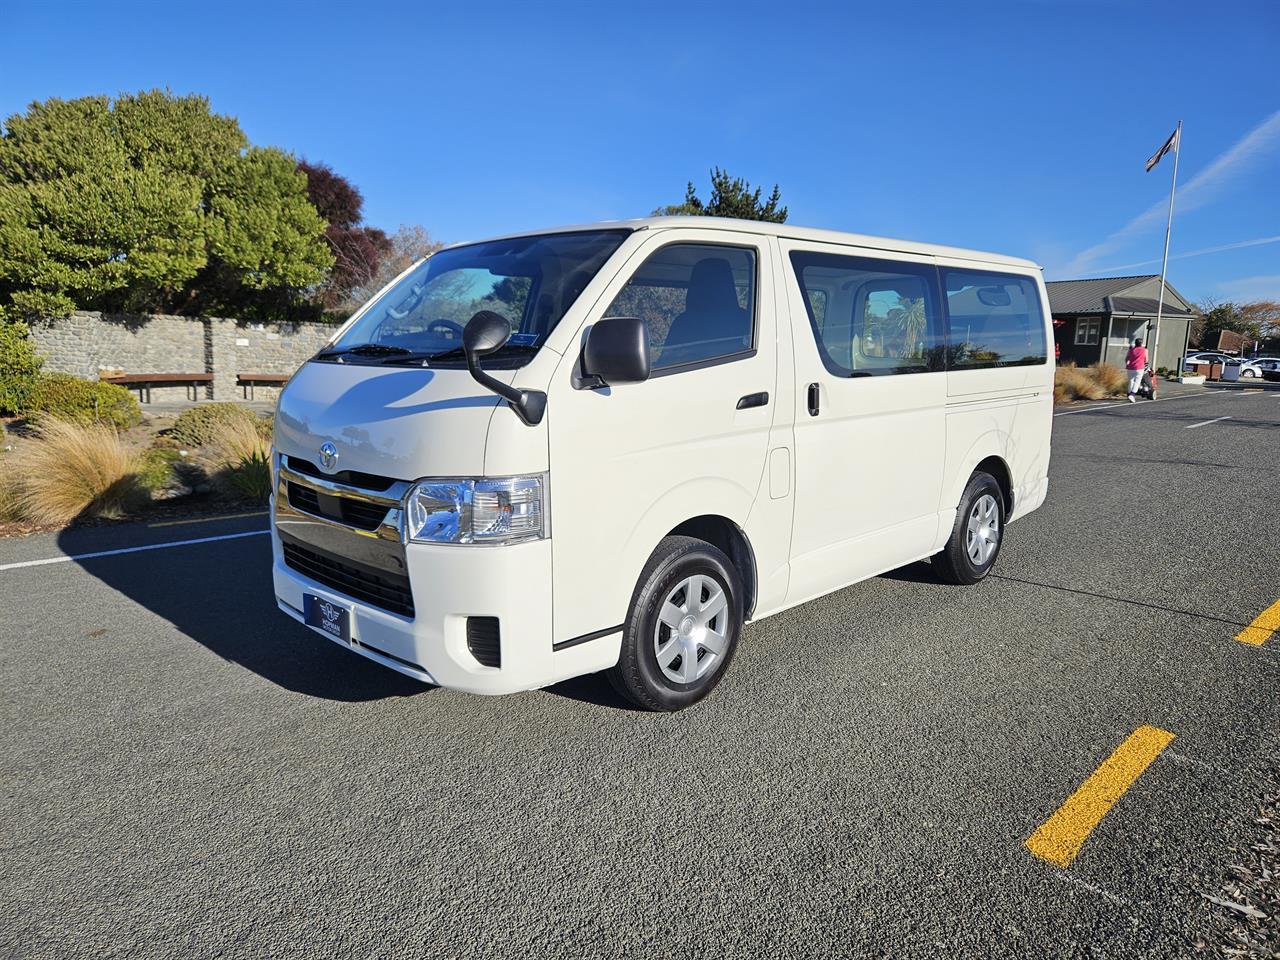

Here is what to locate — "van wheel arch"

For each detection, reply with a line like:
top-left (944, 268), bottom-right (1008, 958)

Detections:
top-left (667, 515), bottom-right (757, 619)
top-left (973, 455), bottom-right (1014, 515)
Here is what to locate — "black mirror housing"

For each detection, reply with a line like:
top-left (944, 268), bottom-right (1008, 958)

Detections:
top-left (462, 311), bottom-right (545, 426)
top-left (581, 317), bottom-right (650, 388)
top-left (463, 310), bottom-right (512, 356)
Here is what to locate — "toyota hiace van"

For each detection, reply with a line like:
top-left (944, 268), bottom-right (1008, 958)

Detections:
top-left (271, 218), bottom-right (1053, 710)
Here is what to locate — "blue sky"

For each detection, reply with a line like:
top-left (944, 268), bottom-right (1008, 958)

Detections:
top-left (6, 0), bottom-right (1279, 304)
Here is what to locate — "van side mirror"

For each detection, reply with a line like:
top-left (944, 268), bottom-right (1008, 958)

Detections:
top-left (579, 317), bottom-right (650, 389)
top-left (462, 311), bottom-right (546, 426)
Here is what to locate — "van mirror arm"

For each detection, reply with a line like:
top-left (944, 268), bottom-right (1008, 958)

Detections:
top-left (463, 311), bottom-right (546, 426)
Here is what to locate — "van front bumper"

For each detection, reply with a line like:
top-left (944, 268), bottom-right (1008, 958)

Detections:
top-left (273, 519), bottom-right (590, 693)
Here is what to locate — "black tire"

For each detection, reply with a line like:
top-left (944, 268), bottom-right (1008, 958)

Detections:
top-left (608, 535), bottom-right (744, 711)
top-left (932, 472), bottom-right (1005, 586)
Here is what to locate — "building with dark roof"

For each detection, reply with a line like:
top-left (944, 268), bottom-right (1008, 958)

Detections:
top-left (1046, 275), bottom-right (1196, 371)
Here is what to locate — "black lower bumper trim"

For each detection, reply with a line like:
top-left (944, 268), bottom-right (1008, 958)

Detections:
top-left (554, 624), bottom-right (623, 652)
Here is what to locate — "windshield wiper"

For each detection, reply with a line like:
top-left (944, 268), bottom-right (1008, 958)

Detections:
top-left (380, 343), bottom-right (540, 364)
top-left (316, 343), bottom-right (412, 360)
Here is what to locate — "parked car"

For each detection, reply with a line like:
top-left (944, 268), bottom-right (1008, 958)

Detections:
top-left (1248, 358), bottom-right (1280, 381)
top-left (1237, 359), bottom-right (1266, 378)
top-left (270, 217), bottom-right (1055, 711)
top-left (1183, 351), bottom-right (1234, 368)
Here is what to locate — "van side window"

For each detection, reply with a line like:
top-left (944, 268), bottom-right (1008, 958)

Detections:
top-left (605, 243), bottom-right (755, 371)
top-left (943, 270), bottom-right (1047, 368)
top-left (789, 252), bottom-right (943, 376)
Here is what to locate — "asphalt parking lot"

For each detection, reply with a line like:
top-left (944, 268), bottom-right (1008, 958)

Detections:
top-left (2, 384), bottom-right (1277, 959)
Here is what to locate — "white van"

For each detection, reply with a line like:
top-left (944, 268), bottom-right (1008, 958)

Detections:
top-left (271, 217), bottom-right (1052, 710)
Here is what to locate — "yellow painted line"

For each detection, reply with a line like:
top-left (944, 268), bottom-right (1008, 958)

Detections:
top-left (1025, 725), bottom-right (1175, 868)
top-left (148, 511), bottom-right (268, 528)
top-left (1235, 598), bottom-right (1280, 646)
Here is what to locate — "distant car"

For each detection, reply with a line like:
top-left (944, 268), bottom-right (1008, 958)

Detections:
top-left (1237, 359), bottom-right (1265, 378)
top-left (1248, 358), bottom-right (1280, 381)
top-left (1182, 351), bottom-right (1233, 369)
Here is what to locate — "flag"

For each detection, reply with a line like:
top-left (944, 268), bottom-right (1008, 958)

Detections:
top-left (1145, 126), bottom-right (1180, 172)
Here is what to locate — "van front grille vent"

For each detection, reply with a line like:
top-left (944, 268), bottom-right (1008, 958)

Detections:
top-left (287, 481), bottom-right (390, 532)
top-left (466, 617), bottom-right (501, 668)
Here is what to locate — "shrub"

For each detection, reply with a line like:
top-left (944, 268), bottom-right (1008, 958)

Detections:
top-left (170, 402), bottom-right (270, 448)
top-left (209, 416), bottom-right (273, 501)
top-left (137, 447), bottom-right (181, 492)
top-left (27, 373), bottom-right (141, 430)
top-left (18, 419), bottom-right (145, 524)
top-left (0, 321), bottom-right (44, 414)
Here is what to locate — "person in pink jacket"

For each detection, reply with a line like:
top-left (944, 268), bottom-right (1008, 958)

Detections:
top-left (1125, 338), bottom-right (1148, 402)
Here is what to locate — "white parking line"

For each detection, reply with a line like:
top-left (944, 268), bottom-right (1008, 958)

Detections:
top-left (1185, 416), bottom-right (1231, 430)
top-left (0, 529), bottom-right (269, 573)
top-left (1053, 392), bottom-right (1218, 417)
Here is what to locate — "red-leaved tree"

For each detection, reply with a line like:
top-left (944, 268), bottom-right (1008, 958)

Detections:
top-left (297, 160), bottom-right (392, 314)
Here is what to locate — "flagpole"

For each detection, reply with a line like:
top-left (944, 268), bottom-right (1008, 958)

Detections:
top-left (1153, 120), bottom-right (1181, 373)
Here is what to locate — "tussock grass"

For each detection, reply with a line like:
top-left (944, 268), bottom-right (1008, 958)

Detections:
top-left (1054, 362), bottom-right (1126, 403)
top-left (209, 417), bottom-right (272, 501)
top-left (0, 468), bottom-right (24, 522)
top-left (1089, 362), bottom-right (1128, 396)
top-left (18, 419), bottom-right (145, 524)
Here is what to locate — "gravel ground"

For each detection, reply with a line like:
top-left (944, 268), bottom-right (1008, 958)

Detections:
top-left (1, 384), bottom-right (1277, 959)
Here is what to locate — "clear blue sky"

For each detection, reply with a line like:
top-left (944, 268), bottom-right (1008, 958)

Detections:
top-left (6, 0), bottom-right (1279, 304)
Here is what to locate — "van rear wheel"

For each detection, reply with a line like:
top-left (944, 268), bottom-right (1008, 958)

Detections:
top-left (608, 535), bottom-right (743, 711)
top-left (933, 472), bottom-right (1005, 585)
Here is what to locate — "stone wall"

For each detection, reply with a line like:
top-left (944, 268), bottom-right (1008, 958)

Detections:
top-left (28, 312), bottom-right (337, 402)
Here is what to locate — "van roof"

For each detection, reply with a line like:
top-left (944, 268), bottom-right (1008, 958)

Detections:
top-left (456, 216), bottom-right (1041, 271)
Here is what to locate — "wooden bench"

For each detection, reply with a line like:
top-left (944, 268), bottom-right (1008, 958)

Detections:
top-left (100, 373), bottom-right (213, 403)
top-left (236, 372), bottom-right (291, 400)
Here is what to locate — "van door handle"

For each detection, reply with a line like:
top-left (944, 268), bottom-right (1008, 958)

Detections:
top-left (736, 391), bottom-right (769, 410)
top-left (807, 382), bottom-right (820, 416)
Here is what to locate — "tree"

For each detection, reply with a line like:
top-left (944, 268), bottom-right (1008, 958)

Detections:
top-left (0, 90), bottom-right (332, 322)
top-left (655, 167), bottom-right (788, 222)
top-left (297, 160), bottom-right (392, 315)
top-left (333, 224), bottom-right (444, 317)
top-left (1241, 300), bottom-right (1280, 341)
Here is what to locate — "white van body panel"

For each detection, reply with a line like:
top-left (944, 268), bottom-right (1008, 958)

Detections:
top-left (780, 240), bottom-right (947, 606)
top-left (545, 227), bottom-right (780, 649)
top-left (276, 361), bottom-right (507, 478)
top-left (270, 217), bottom-right (1053, 696)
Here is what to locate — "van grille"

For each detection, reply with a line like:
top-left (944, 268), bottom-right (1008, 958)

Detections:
top-left (466, 617), bottom-right (501, 668)
top-left (287, 481), bottom-right (391, 532)
top-left (285, 456), bottom-right (396, 492)
top-left (281, 533), bottom-right (414, 617)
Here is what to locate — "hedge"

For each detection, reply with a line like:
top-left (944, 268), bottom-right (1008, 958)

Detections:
top-left (27, 373), bottom-right (141, 430)
top-left (170, 402), bottom-right (271, 448)
top-left (0, 321), bottom-right (44, 415)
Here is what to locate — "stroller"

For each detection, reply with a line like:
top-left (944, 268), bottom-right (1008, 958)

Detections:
top-left (1136, 366), bottom-right (1158, 400)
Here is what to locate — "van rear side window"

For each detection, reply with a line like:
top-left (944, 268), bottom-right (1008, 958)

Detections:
top-left (606, 243), bottom-right (756, 371)
top-left (789, 252), bottom-right (944, 377)
top-left (943, 270), bottom-right (1047, 368)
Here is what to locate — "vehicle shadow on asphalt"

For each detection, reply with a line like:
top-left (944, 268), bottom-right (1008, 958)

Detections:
top-left (60, 530), bottom-right (432, 703)
top-left (544, 673), bottom-right (642, 711)
top-left (878, 560), bottom-right (945, 585)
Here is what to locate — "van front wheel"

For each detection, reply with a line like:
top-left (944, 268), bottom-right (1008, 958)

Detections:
top-left (933, 472), bottom-right (1005, 585)
top-left (608, 536), bottom-right (744, 711)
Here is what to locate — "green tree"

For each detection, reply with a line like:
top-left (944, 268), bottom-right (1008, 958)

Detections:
top-left (655, 167), bottom-right (788, 222)
top-left (0, 90), bottom-right (332, 322)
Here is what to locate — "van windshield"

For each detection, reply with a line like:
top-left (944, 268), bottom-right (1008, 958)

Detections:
top-left (321, 229), bottom-right (629, 367)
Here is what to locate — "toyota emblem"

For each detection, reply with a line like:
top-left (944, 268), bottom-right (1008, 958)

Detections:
top-left (318, 442), bottom-right (338, 471)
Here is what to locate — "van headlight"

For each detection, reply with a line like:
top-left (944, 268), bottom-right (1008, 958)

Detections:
top-left (403, 475), bottom-right (546, 545)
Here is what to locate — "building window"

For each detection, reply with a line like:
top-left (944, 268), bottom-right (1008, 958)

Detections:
top-left (1075, 318), bottom-right (1100, 345)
